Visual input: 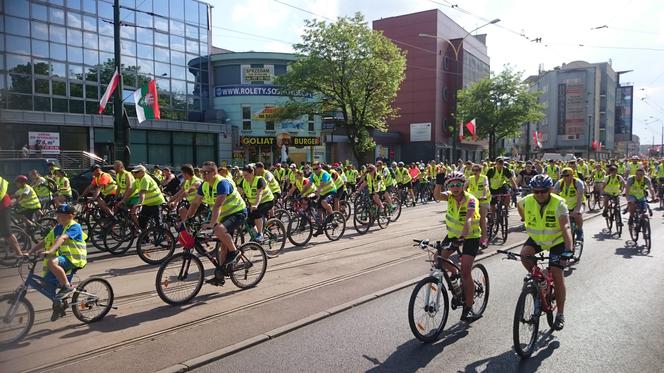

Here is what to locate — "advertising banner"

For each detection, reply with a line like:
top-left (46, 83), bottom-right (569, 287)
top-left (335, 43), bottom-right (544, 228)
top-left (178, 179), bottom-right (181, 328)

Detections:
top-left (564, 82), bottom-right (586, 137)
top-left (410, 123), bottom-right (432, 142)
top-left (28, 132), bottom-right (60, 154)
top-left (242, 65), bottom-right (274, 84)
top-left (615, 86), bottom-right (633, 141)
top-left (240, 136), bottom-right (275, 146)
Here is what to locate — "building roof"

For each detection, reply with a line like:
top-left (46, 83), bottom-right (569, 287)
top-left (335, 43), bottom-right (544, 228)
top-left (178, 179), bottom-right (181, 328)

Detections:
top-left (209, 51), bottom-right (299, 63)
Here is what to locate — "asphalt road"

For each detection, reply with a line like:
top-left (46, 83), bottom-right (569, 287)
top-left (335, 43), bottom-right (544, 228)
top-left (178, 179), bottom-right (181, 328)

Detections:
top-left (194, 214), bottom-right (664, 373)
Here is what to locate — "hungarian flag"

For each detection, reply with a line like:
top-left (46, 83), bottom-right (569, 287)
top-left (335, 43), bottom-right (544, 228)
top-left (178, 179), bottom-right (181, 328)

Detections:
top-left (133, 80), bottom-right (160, 123)
top-left (98, 68), bottom-right (120, 113)
top-left (465, 118), bottom-right (477, 140)
top-left (533, 131), bottom-right (543, 148)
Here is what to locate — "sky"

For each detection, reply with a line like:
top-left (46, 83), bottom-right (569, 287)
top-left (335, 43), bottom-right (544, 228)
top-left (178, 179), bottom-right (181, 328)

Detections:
top-left (206, 0), bottom-right (664, 145)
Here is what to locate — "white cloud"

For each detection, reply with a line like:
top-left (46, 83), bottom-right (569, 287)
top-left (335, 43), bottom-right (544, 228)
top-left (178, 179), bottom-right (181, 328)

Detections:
top-left (231, 0), bottom-right (290, 29)
top-left (261, 41), bottom-right (296, 53)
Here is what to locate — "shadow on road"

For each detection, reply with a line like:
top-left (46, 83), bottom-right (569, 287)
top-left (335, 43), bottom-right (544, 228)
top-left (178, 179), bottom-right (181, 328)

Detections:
top-left (362, 322), bottom-right (470, 373)
top-left (593, 230), bottom-right (622, 241)
top-left (615, 244), bottom-right (651, 259)
top-left (464, 331), bottom-right (559, 373)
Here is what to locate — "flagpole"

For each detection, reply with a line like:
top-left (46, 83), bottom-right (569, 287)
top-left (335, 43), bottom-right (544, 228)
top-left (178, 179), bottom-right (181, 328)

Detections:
top-left (112, 0), bottom-right (129, 165)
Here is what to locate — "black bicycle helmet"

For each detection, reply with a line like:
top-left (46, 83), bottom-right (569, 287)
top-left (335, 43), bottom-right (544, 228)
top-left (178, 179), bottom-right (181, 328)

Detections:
top-left (529, 174), bottom-right (553, 189)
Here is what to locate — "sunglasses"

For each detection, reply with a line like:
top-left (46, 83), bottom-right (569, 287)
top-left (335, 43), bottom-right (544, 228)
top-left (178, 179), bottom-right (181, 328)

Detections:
top-left (201, 170), bottom-right (212, 175)
top-left (562, 174), bottom-right (571, 177)
top-left (447, 182), bottom-right (464, 188)
top-left (533, 189), bottom-right (549, 195)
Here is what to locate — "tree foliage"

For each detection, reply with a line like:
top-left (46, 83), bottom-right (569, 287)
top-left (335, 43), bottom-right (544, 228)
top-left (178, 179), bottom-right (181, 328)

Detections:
top-left (457, 66), bottom-right (544, 158)
top-left (274, 13), bottom-right (406, 162)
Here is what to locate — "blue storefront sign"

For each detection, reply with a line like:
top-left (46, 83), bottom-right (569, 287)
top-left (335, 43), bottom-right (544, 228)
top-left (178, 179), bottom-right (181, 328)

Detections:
top-left (215, 85), bottom-right (312, 98)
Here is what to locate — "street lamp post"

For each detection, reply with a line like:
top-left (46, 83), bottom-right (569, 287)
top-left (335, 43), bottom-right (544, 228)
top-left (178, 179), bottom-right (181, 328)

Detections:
top-left (419, 18), bottom-right (499, 162)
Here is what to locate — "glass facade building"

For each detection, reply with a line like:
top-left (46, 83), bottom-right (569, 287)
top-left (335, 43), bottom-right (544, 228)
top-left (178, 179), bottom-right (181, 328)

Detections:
top-left (0, 0), bottom-right (224, 166)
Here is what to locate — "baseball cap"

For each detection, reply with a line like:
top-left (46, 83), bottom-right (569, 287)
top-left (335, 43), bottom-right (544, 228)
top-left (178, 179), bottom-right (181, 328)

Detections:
top-left (132, 165), bottom-right (147, 173)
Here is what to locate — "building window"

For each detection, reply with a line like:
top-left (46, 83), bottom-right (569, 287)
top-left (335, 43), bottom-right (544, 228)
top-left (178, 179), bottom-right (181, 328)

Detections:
top-left (242, 106), bottom-right (252, 130)
top-left (308, 114), bottom-right (315, 132)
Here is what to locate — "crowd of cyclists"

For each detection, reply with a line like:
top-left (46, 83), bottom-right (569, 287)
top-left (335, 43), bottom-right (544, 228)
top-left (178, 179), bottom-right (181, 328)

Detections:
top-left (1, 153), bottom-right (663, 327)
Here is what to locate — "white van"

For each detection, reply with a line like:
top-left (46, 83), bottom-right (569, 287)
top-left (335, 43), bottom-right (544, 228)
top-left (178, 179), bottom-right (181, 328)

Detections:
top-left (540, 153), bottom-right (577, 162)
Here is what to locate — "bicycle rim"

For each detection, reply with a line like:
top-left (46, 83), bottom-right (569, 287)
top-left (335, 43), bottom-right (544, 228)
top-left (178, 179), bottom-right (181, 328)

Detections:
top-left (287, 215), bottom-right (312, 246)
top-left (643, 219), bottom-right (651, 253)
top-left (408, 277), bottom-right (449, 343)
top-left (353, 204), bottom-right (371, 234)
top-left (156, 252), bottom-right (204, 305)
top-left (471, 264), bottom-right (490, 316)
top-left (230, 243), bottom-right (267, 289)
top-left (0, 295), bottom-right (34, 346)
top-left (324, 212), bottom-right (346, 241)
top-left (263, 219), bottom-right (286, 257)
top-left (137, 227), bottom-right (175, 264)
top-left (513, 286), bottom-right (539, 358)
top-left (72, 278), bottom-right (114, 323)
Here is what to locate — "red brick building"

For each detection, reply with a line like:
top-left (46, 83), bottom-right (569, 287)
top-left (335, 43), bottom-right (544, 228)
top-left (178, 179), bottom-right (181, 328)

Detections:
top-left (373, 9), bottom-right (491, 163)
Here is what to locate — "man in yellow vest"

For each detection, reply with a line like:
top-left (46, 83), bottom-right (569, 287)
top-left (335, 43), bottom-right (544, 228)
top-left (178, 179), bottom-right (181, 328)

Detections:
top-left (518, 174), bottom-right (573, 330)
top-left (255, 162), bottom-right (282, 202)
top-left (29, 203), bottom-right (87, 321)
top-left (601, 165), bottom-right (625, 217)
top-left (310, 162), bottom-right (337, 216)
top-left (53, 168), bottom-right (72, 205)
top-left (554, 167), bottom-right (586, 242)
top-left (169, 164), bottom-right (204, 220)
top-left (625, 167), bottom-right (657, 224)
top-left (0, 176), bottom-right (25, 257)
top-left (466, 163), bottom-right (491, 248)
top-left (114, 160), bottom-right (137, 207)
top-left (131, 165), bottom-right (166, 231)
top-left (395, 161), bottom-right (416, 207)
top-left (356, 164), bottom-right (387, 211)
top-left (82, 165), bottom-right (117, 217)
top-left (186, 161), bottom-right (246, 284)
top-left (433, 171), bottom-right (482, 322)
top-left (29, 169), bottom-right (53, 210)
top-left (13, 175), bottom-right (42, 222)
top-left (239, 164), bottom-right (275, 242)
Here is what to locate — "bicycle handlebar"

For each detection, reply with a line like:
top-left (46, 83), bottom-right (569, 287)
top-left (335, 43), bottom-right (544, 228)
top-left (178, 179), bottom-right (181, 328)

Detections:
top-left (497, 249), bottom-right (549, 261)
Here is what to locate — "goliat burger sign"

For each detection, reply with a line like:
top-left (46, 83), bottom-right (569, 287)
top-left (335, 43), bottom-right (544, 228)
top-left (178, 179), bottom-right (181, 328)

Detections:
top-left (240, 136), bottom-right (275, 145)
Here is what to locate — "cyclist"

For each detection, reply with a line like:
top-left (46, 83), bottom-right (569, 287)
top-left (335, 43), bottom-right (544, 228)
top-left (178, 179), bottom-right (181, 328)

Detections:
top-left (554, 168), bottom-right (585, 243)
top-left (486, 157), bottom-right (517, 219)
top-left (377, 161), bottom-right (397, 211)
top-left (255, 162), bottom-right (282, 203)
top-left (160, 167), bottom-right (180, 197)
top-left (466, 163), bottom-right (490, 248)
top-left (285, 169), bottom-right (317, 199)
top-left (131, 165), bottom-right (166, 231)
top-left (168, 164), bottom-right (203, 220)
top-left (28, 204), bottom-right (87, 321)
top-left (625, 167), bottom-right (657, 224)
top-left (345, 164), bottom-right (358, 194)
top-left (53, 168), bottom-right (72, 206)
top-left (81, 165), bottom-right (117, 217)
top-left (626, 156), bottom-right (641, 177)
top-left (239, 164), bottom-right (275, 242)
top-left (356, 164), bottom-right (386, 211)
top-left (12, 175), bottom-right (42, 223)
top-left (330, 163), bottom-right (347, 212)
top-left (517, 161), bottom-right (538, 196)
top-left (518, 175), bottom-right (573, 330)
top-left (114, 160), bottom-right (136, 207)
top-left (186, 161), bottom-right (246, 285)
top-left (601, 165), bottom-right (625, 217)
top-left (0, 176), bottom-right (25, 257)
top-left (310, 162), bottom-right (337, 216)
top-left (590, 162), bottom-right (607, 205)
top-left (29, 170), bottom-right (53, 210)
top-left (395, 161), bottom-right (416, 207)
top-left (432, 171), bottom-right (482, 322)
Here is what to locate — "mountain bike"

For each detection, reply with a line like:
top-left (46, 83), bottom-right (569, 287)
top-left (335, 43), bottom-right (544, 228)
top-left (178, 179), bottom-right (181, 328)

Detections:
top-left (604, 195), bottom-right (623, 237)
top-left (0, 256), bottom-right (115, 346)
top-left (498, 250), bottom-right (564, 359)
top-left (352, 194), bottom-right (391, 234)
top-left (408, 239), bottom-right (489, 342)
top-left (488, 194), bottom-right (510, 242)
top-left (234, 216), bottom-right (286, 258)
top-left (287, 196), bottom-right (346, 246)
top-left (627, 199), bottom-right (653, 254)
top-left (155, 222), bottom-right (267, 306)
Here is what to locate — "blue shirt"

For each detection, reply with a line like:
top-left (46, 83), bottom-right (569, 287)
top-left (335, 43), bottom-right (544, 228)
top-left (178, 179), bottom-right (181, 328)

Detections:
top-left (197, 178), bottom-right (234, 197)
top-left (54, 222), bottom-right (83, 241)
top-left (310, 172), bottom-right (331, 184)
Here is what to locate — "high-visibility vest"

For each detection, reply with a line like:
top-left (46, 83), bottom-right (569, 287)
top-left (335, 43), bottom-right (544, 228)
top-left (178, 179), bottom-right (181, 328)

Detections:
top-left (201, 176), bottom-right (246, 220)
top-left (94, 172), bottom-right (117, 196)
top-left (43, 220), bottom-right (87, 274)
top-left (116, 170), bottom-right (135, 196)
top-left (136, 175), bottom-right (165, 206)
top-left (365, 173), bottom-right (384, 194)
top-left (628, 176), bottom-right (647, 200)
top-left (202, 175), bottom-right (223, 206)
top-left (445, 192), bottom-right (481, 239)
top-left (33, 177), bottom-right (52, 199)
top-left (467, 174), bottom-right (490, 202)
top-left (183, 176), bottom-right (203, 203)
top-left (262, 170), bottom-right (281, 195)
top-left (395, 167), bottom-right (412, 184)
top-left (0, 177), bottom-right (8, 200)
top-left (55, 176), bottom-right (72, 196)
top-left (628, 163), bottom-right (639, 176)
top-left (153, 169), bottom-right (164, 182)
top-left (346, 169), bottom-right (358, 184)
top-left (242, 176), bottom-right (274, 206)
top-left (17, 185), bottom-right (41, 210)
top-left (274, 168), bottom-right (286, 182)
top-left (558, 178), bottom-right (585, 210)
top-left (546, 165), bottom-right (559, 181)
top-left (295, 178), bottom-right (317, 196)
top-left (603, 175), bottom-right (622, 196)
top-left (312, 171), bottom-right (336, 195)
top-left (489, 168), bottom-right (507, 190)
top-left (656, 165), bottom-right (664, 178)
top-left (523, 194), bottom-right (565, 250)
top-left (331, 170), bottom-right (346, 191)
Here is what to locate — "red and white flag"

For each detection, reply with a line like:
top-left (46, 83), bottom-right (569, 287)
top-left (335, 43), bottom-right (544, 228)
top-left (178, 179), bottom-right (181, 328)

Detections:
top-left (533, 131), bottom-right (543, 148)
top-left (465, 118), bottom-right (477, 140)
top-left (458, 121), bottom-right (465, 141)
top-left (99, 68), bottom-right (121, 114)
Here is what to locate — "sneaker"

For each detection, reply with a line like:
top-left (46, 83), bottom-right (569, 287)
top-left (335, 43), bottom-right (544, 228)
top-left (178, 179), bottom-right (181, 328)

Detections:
top-left (460, 307), bottom-right (481, 323)
top-left (254, 233), bottom-right (265, 243)
top-left (553, 314), bottom-right (565, 331)
top-left (56, 285), bottom-right (75, 299)
top-left (205, 277), bottom-right (225, 286)
top-left (50, 302), bottom-right (66, 322)
top-left (479, 237), bottom-right (488, 248)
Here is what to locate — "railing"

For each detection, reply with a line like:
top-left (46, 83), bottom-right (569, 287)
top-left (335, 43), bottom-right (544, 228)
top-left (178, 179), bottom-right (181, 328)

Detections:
top-left (0, 150), bottom-right (95, 173)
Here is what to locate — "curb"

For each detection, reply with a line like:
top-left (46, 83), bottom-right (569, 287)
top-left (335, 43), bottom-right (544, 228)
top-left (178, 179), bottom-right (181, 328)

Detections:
top-left (155, 209), bottom-right (607, 372)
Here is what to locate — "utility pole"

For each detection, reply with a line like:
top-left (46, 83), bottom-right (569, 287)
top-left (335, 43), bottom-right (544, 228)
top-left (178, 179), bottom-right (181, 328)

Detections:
top-left (525, 121), bottom-right (531, 160)
top-left (113, 0), bottom-right (130, 165)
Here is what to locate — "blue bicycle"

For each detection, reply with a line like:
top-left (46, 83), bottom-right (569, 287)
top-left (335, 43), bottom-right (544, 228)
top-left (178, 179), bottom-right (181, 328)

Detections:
top-left (0, 256), bottom-right (115, 345)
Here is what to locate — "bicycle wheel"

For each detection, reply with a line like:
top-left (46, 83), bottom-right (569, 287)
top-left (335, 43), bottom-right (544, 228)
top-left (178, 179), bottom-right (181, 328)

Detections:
top-left (155, 252), bottom-right (204, 305)
top-left (71, 278), bottom-right (114, 323)
top-left (388, 195), bottom-right (402, 222)
top-left (339, 200), bottom-right (352, 222)
top-left (377, 207), bottom-right (391, 229)
top-left (614, 205), bottom-right (623, 237)
top-left (605, 206), bottom-right (614, 231)
top-left (629, 220), bottom-right (639, 242)
top-left (408, 277), bottom-right (449, 343)
top-left (263, 218), bottom-right (286, 257)
top-left (643, 218), bottom-right (651, 253)
top-left (274, 208), bottom-right (292, 230)
top-left (136, 226), bottom-right (176, 265)
top-left (470, 264), bottom-right (490, 317)
top-left (501, 207), bottom-right (509, 241)
top-left (487, 216), bottom-right (496, 241)
top-left (88, 221), bottom-right (108, 252)
top-left (513, 285), bottom-right (540, 358)
top-left (573, 241), bottom-right (583, 263)
top-left (353, 203), bottom-right (371, 234)
top-left (324, 211), bottom-right (346, 241)
top-left (0, 295), bottom-right (34, 346)
top-left (545, 287), bottom-right (557, 329)
top-left (105, 220), bottom-right (135, 255)
top-left (229, 242), bottom-right (267, 289)
top-left (0, 228), bottom-right (31, 267)
top-left (287, 214), bottom-right (313, 247)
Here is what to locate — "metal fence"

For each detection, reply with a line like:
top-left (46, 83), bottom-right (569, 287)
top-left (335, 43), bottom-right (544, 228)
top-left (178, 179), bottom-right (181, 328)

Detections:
top-left (0, 150), bottom-right (95, 173)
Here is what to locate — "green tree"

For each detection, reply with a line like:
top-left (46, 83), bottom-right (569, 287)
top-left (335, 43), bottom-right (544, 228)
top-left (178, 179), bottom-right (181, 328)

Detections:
top-left (274, 13), bottom-right (406, 162)
top-left (457, 66), bottom-right (544, 159)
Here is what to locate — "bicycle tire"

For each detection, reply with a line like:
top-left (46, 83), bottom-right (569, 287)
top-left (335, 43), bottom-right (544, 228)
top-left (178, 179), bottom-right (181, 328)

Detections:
top-left (229, 242), bottom-right (267, 289)
top-left (353, 203), bottom-right (372, 235)
top-left (629, 220), bottom-right (639, 242)
top-left (104, 219), bottom-right (135, 255)
top-left (501, 207), bottom-right (509, 241)
top-left (643, 218), bottom-right (651, 253)
top-left (545, 287), bottom-right (557, 329)
top-left (605, 207), bottom-right (614, 231)
top-left (0, 228), bottom-right (31, 267)
top-left (513, 285), bottom-right (539, 358)
top-left (324, 211), bottom-right (346, 241)
top-left (614, 204), bottom-right (623, 237)
top-left (408, 276), bottom-right (449, 343)
top-left (388, 195), bottom-right (402, 222)
top-left (573, 241), bottom-right (584, 263)
top-left (470, 264), bottom-right (490, 317)
top-left (263, 218), bottom-right (287, 257)
top-left (339, 200), bottom-right (352, 222)
top-left (89, 221), bottom-right (109, 252)
top-left (274, 209), bottom-right (292, 230)
top-left (71, 278), bottom-right (114, 323)
top-left (155, 252), bottom-right (204, 306)
top-left (0, 294), bottom-right (34, 346)
top-left (287, 214), bottom-right (313, 247)
top-left (136, 226), bottom-right (176, 265)
top-left (377, 207), bottom-right (390, 229)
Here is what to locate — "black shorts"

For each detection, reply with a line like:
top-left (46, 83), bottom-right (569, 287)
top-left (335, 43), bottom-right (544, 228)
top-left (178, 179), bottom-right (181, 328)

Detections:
top-left (273, 192), bottom-right (281, 201)
top-left (248, 201), bottom-right (274, 221)
top-left (399, 181), bottom-right (413, 189)
top-left (222, 210), bottom-right (247, 235)
top-left (525, 237), bottom-right (566, 269)
top-left (102, 194), bottom-right (117, 205)
top-left (442, 236), bottom-right (480, 257)
top-left (335, 189), bottom-right (347, 200)
top-left (319, 192), bottom-right (335, 205)
top-left (138, 204), bottom-right (161, 229)
top-left (0, 207), bottom-right (11, 237)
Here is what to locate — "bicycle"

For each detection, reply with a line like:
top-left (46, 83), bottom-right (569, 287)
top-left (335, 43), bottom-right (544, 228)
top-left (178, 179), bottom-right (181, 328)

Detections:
top-left (588, 181), bottom-right (604, 211)
top-left (397, 183), bottom-right (416, 208)
top-left (408, 239), bottom-right (489, 342)
top-left (568, 217), bottom-right (583, 265)
top-left (0, 256), bottom-right (115, 346)
top-left (10, 208), bottom-right (56, 244)
top-left (352, 193), bottom-right (391, 234)
top-left (627, 199), bottom-right (653, 254)
top-left (0, 227), bottom-right (32, 267)
top-left (487, 194), bottom-right (510, 243)
top-left (498, 250), bottom-right (562, 359)
top-left (287, 196), bottom-right (346, 246)
top-left (604, 195), bottom-right (623, 237)
top-left (234, 216), bottom-right (287, 258)
top-left (155, 222), bottom-right (267, 305)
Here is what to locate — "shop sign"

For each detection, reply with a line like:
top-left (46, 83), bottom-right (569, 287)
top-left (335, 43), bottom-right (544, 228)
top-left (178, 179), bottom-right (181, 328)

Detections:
top-left (252, 106), bottom-right (278, 120)
top-left (215, 85), bottom-right (313, 98)
top-left (240, 136), bottom-right (275, 146)
top-left (28, 131), bottom-right (60, 154)
top-left (293, 137), bottom-right (321, 146)
top-left (242, 65), bottom-right (274, 84)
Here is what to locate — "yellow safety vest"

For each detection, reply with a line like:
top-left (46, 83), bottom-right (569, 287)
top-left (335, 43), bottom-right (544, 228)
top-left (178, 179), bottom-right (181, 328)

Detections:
top-left (395, 167), bottom-right (412, 184)
top-left (262, 170), bottom-right (281, 195)
top-left (603, 175), bottom-right (622, 196)
top-left (33, 177), bottom-right (52, 200)
top-left (366, 173), bottom-right (383, 194)
top-left (94, 172), bottom-right (117, 196)
top-left (466, 174), bottom-right (490, 202)
top-left (629, 177), bottom-right (647, 200)
top-left (55, 176), bottom-right (72, 196)
top-left (523, 194), bottom-right (565, 250)
top-left (43, 220), bottom-right (87, 274)
top-left (445, 192), bottom-right (481, 239)
top-left (183, 176), bottom-right (203, 203)
top-left (242, 176), bottom-right (274, 206)
top-left (137, 175), bottom-right (165, 206)
top-left (17, 185), bottom-right (41, 210)
top-left (558, 178), bottom-right (585, 210)
top-left (296, 178), bottom-right (317, 196)
top-left (346, 169), bottom-right (358, 184)
top-left (116, 170), bottom-right (135, 197)
top-left (0, 177), bottom-right (8, 200)
top-left (312, 171), bottom-right (336, 195)
top-left (489, 168), bottom-right (507, 190)
top-left (331, 170), bottom-right (346, 191)
top-left (628, 163), bottom-right (639, 176)
top-left (546, 165), bottom-right (559, 181)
